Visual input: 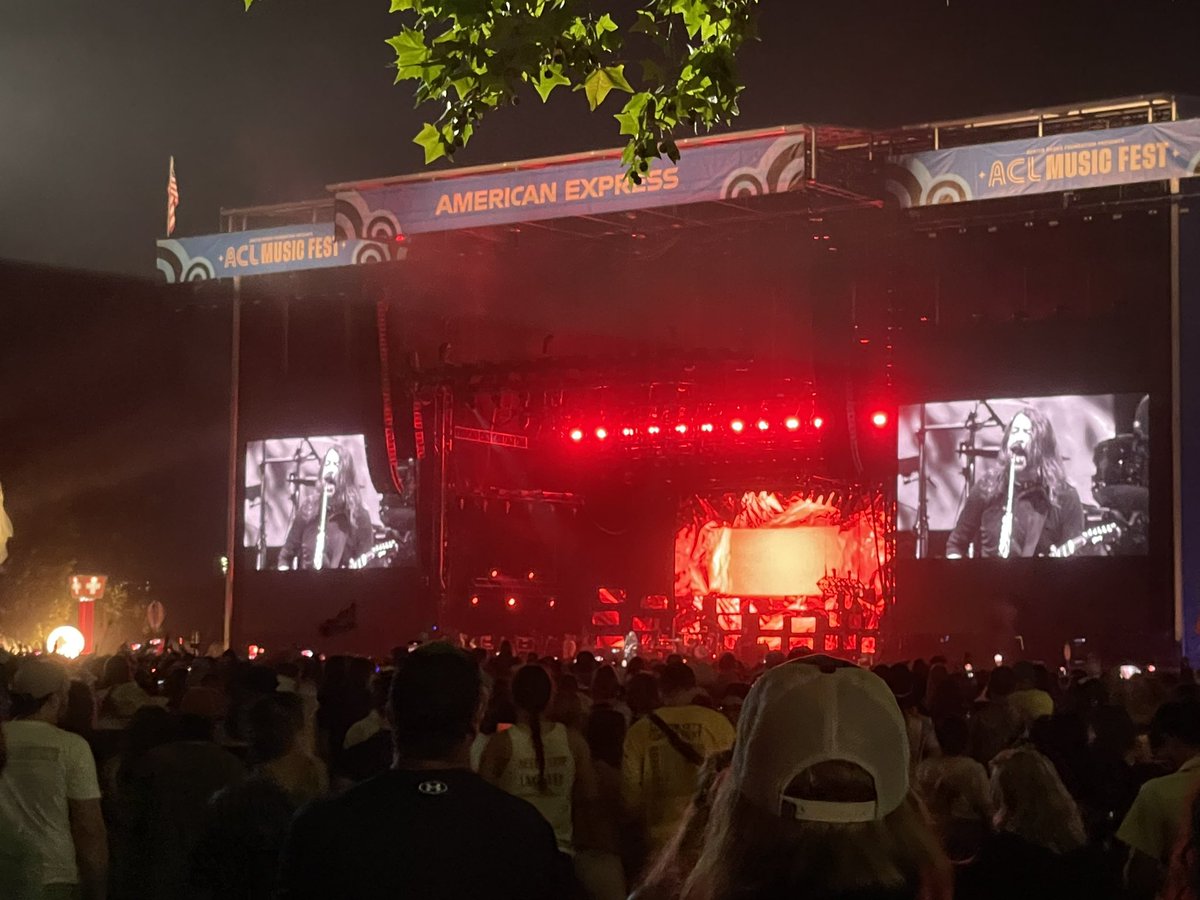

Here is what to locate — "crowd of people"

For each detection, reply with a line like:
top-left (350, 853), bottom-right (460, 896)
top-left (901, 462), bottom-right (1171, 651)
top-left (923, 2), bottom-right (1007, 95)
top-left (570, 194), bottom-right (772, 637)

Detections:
top-left (3, 639), bottom-right (1200, 899)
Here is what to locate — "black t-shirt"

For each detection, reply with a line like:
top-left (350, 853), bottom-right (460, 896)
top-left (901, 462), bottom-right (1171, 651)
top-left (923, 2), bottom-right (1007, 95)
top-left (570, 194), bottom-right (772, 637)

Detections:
top-left (278, 767), bottom-right (565, 900)
top-left (946, 481), bottom-right (1083, 558)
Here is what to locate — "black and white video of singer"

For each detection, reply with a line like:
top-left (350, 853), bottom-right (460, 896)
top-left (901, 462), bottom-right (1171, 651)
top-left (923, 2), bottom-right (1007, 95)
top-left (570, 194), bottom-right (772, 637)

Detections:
top-left (946, 408), bottom-right (1083, 558)
top-left (244, 435), bottom-right (416, 571)
top-left (901, 394), bottom-right (1149, 559)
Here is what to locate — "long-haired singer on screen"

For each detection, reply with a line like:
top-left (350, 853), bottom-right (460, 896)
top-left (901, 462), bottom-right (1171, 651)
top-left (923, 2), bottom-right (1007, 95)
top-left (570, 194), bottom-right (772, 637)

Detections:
top-left (277, 445), bottom-right (373, 570)
top-left (945, 407), bottom-right (1083, 559)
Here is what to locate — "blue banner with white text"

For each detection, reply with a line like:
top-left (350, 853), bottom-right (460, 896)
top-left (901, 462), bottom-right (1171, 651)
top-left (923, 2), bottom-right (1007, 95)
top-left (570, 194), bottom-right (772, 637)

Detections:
top-left (886, 119), bottom-right (1200, 208)
top-left (333, 131), bottom-right (807, 241)
top-left (156, 224), bottom-right (396, 283)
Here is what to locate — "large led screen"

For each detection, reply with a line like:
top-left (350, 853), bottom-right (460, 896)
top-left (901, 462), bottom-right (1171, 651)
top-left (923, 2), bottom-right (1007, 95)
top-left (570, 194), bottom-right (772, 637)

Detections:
top-left (244, 434), bottom-right (416, 571)
top-left (675, 489), bottom-right (888, 599)
top-left (897, 394), bottom-right (1148, 559)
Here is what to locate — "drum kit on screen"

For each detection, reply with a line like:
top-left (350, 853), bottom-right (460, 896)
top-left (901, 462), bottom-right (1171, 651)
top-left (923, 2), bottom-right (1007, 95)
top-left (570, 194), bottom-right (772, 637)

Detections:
top-left (1090, 400), bottom-right (1150, 555)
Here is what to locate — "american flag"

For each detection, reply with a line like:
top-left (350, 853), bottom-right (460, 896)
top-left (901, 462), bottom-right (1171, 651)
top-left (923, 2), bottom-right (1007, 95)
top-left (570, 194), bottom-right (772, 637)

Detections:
top-left (166, 156), bottom-right (179, 236)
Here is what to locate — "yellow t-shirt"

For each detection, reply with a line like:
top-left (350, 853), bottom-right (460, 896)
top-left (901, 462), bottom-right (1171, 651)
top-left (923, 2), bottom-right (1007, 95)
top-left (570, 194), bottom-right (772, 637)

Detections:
top-left (1008, 689), bottom-right (1055, 728)
top-left (621, 704), bottom-right (735, 853)
top-left (1117, 755), bottom-right (1200, 863)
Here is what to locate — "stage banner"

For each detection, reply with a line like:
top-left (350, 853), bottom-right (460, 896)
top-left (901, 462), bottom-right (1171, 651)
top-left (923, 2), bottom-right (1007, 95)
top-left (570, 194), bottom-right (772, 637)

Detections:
top-left (333, 131), bottom-right (807, 241)
top-left (155, 224), bottom-right (397, 283)
top-left (886, 119), bottom-right (1200, 208)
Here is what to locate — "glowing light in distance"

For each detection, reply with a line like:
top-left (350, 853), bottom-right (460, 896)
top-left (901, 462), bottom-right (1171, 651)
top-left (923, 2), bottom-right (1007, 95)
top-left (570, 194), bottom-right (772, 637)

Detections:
top-left (871, 411), bottom-right (889, 429)
top-left (647, 425), bottom-right (661, 435)
top-left (993, 653), bottom-right (1004, 665)
top-left (489, 568), bottom-right (500, 579)
top-left (548, 599), bottom-right (556, 608)
top-left (621, 427), bottom-right (635, 437)
top-left (785, 417), bottom-right (800, 431)
top-left (46, 625), bottom-right (85, 659)
top-left (675, 423), bottom-right (688, 435)
top-left (470, 595), bottom-right (480, 606)
top-left (699, 423), bottom-right (714, 433)
top-left (812, 416), bottom-right (825, 430)
top-left (506, 596), bottom-right (518, 608)
top-left (526, 570), bottom-right (536, 581)
top-left (730, 419), bottom-right (745, 433)
top-left (756, 419), bottom-right (770, 432)
top-left (595, 427), bottom-right (608, 440)
top-left (569, 428), bottom-right (584, 442)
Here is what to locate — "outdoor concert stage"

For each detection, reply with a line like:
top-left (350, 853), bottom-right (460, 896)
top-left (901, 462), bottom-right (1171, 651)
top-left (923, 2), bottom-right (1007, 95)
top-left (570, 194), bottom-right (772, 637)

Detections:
top-left (160, 95), bottom-right (1200, 665)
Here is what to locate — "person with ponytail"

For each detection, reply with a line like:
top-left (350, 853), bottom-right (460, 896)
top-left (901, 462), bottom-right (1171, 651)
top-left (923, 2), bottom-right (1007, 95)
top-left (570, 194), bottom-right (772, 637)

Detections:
top-left (481, 664), bottom-right (596, 864)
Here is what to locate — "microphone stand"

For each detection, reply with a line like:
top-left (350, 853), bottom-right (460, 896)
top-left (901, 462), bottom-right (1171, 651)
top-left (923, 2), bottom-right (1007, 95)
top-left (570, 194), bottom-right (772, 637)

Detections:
top-left (998, 454), bottom-right (1017, 559)
top-left (916, 404), bottom-right (929, 559)
top-left (314, 482), bottom-right (331, 571)
top-left (256, 446), bottom-right (269, 571)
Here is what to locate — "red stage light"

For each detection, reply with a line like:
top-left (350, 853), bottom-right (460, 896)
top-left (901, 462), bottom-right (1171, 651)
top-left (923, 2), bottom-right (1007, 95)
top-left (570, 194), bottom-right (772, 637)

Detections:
top-left (700, 423), bottom-right (714, 433)
top-left (784, 416), bottom-right (800, 431)
top-left (488, 568), bottom-right (500, 579)
top-left (506, 596), bottom-right (517, 608)
top-left (621, 427), bottom-right (635, 437)
top-left (812, 416), bottom-right (825, 430)
top-left (871, 411), bottom-right (889, 428)
top-left (470, 596), bottom-right (480, 606)
top-left (595, 427), bottom-right (608, 440)
top-left (526, 570), bottom-right (536, 581)
top-left (730, 419), bottom-right (745, 433)
top-left (647, 424), bottom-right (661, 435)
top-left (569, 428), bottom-right (584, 442)
top-left (675, 423), bottom-right (688, 435)
top-left (548, 599), bottom-right (556, 608)
top-left (756, 419), bottom-right (769, 432)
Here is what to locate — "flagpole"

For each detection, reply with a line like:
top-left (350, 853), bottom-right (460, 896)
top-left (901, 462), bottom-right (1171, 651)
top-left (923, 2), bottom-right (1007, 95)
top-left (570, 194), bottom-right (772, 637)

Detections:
top-left (223, 275), bottom-right (242, 650)
top-left (167, 156), bottom-right (175, 236)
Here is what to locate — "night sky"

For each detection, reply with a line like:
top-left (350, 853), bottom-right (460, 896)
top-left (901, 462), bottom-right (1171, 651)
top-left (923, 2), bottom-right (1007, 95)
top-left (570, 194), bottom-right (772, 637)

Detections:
top-left (4, 0), bottom-right (1200, 275)
top-left (2, 0), bottom-right (1200, 644)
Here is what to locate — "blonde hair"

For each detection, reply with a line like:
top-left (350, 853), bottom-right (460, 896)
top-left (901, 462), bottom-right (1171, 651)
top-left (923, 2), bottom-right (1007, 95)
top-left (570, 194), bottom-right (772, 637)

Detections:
top-left (681, 761), bottom-right (951, 900)
top-left (990, 747), bottom-right (1086, 854)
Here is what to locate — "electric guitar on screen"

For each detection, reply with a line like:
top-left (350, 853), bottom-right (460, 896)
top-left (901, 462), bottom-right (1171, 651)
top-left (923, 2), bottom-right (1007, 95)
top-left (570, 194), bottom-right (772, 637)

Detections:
top-left (1047, 522), bottom-right (1120, 558)
top-left (347, 539), bottom-right (399, 570)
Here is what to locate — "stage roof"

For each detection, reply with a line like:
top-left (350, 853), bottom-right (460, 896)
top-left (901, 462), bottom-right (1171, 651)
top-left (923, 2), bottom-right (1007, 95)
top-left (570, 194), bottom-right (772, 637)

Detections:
top-left (157, 94), bottom-right (1200, 283)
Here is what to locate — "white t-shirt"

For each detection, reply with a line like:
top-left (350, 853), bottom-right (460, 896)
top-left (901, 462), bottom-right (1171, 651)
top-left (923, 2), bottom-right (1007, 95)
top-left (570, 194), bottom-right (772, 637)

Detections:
top-left (497, 722), bottom-right (576, 854)
top-left (0, 720), bottom-right (102, 886)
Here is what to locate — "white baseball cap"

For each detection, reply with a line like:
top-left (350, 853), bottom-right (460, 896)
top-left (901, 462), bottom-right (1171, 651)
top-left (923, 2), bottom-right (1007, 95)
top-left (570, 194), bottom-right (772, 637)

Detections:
top-left (731, 655), bottom-right (910, 823)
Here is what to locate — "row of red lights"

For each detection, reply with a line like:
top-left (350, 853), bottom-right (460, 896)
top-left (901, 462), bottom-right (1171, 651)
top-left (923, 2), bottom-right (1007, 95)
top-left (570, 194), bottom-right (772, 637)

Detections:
top-left (567, 412), bottom-right (888, 442)
top-left (470, 595), bottom-right (556, 610)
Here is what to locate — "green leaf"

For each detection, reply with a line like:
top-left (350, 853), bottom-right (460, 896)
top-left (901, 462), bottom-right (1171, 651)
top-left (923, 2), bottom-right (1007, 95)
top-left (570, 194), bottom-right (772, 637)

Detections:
top-left (583, 64), bottom-right (633, 110)
top-left (386, 29), bottom-right (429, 69)
top-left (640, 58), bottom-right (665, 85)
top-left (533, 64), bottom-right (571, 102)
top-left (414, 123), bottom-right (447, 164)
top-left (615, 91), bottom-right (651, 136)
top-left (595, 13), bottom-right (618, 34)
top-left (243, 0), bottom-right (254, 8)
top-left (631, 10), bottom-right (657, 34)
top-left (604, 64), bottom-right (633, 93)
top-left (389, 0), bottom-right (416, 10)
top-left (451, 76), bottom-right (476, 99)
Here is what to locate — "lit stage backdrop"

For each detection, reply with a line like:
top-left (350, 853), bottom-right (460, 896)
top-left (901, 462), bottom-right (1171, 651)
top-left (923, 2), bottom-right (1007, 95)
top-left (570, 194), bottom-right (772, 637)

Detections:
top-left (243, 434), bottom-right (415, 571)
top-left (674, 488), bottom-right (890, 656)
top-left (897, 394), bottom-right (1149, 559)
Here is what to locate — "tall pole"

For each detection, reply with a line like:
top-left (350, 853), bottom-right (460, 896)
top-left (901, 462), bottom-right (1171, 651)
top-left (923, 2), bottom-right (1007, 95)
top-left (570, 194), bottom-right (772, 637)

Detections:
top-left (223, 276), bottom-right (242, 650)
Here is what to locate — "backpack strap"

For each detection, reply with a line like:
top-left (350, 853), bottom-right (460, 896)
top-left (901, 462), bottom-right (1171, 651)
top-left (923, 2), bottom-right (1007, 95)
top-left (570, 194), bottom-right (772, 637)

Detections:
top-left (646, 712), bottom-right (705, 766)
